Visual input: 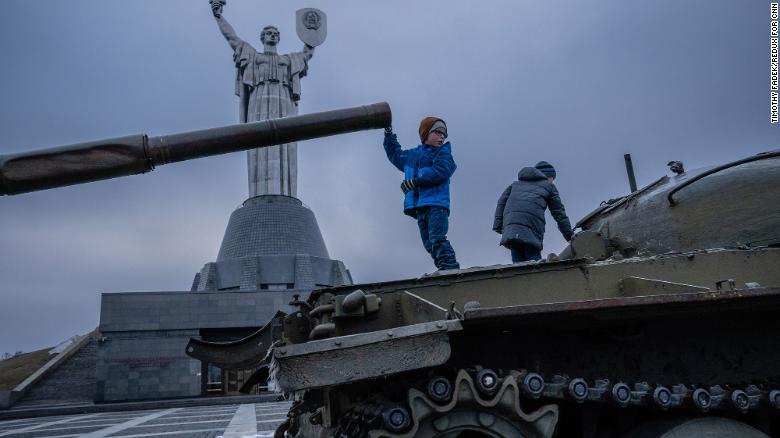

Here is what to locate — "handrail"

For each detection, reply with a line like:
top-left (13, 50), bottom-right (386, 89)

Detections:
top-left (668, 149), bottom-right (780, 206)
top-left (574, 176), bottom-right (667, 230)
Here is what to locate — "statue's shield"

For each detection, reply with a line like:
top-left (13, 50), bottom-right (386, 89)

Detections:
top-left (296, 8), bottom-right (327, 47)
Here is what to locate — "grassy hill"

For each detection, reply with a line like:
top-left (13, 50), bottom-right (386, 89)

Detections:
top-left (0, 349), bottom-right (52, 390)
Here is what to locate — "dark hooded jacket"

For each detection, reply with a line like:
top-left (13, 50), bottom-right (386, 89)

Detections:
top-left (493, 167), bottom-right (573, 250)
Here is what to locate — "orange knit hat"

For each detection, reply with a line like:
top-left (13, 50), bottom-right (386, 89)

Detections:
top-left (418, 117), bottom-right (446, 143)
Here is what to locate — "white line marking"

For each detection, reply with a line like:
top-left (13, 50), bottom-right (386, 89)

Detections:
top-left (221, 404), bottom-right (257, 438)
top-left (92, 417), bottom-right (287, 429)
top-left (107, 428), bottom-right (223, 437)
top-left (25, 424), bottom-right (121, 433)
top-left (0, 403), bottom-right (289, 437)
top-left (171, 406), bottom-right (238, 412)
top-left (0, 413), bottom-right (100, 436)
top-left (9, 435), bottom-right (81, 438)
top-left (29, 414), bottom-right (152, 431)
top-left (153, 410), bottom-right (236, 416)
top-left (255, 411), bottom-right (288, 417)
top-left (80, 408), bottom-right (179, 438)
top-left (155, 409), bottom-right (237, 417)
top-left (87, 425), bottom-right (281, 438)
top-left (66, 417), bottom-right (142, 426)
top-left (133, 413), bottom-right (234, 422)
top-left (0, 417), bottom-right (50, 426)
top-left (114, 418), bottom-right (232, 428)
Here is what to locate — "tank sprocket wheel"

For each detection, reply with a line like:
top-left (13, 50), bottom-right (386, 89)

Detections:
top-left (369, 370), bottom-right (559, 438)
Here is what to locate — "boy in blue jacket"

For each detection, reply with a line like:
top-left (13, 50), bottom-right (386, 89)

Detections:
top-left (383, 117), bottom-right (460, 271)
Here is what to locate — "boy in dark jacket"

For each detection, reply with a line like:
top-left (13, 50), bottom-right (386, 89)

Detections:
top-left (383, 117), bottom-right (460, 271)
top-left (493, 161), bottom-right (573, 263)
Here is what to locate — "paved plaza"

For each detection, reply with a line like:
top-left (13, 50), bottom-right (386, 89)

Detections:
top-left (0, 401), bottom-right (290, 438)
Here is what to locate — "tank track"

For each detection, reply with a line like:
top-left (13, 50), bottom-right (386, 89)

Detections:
top-left (508, 370), bottom-right (780, 414)
top-left (329, 367), bottom-right (780, 437)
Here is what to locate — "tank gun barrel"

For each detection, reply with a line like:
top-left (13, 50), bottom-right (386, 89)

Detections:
top-left (0, 102), bottom-right (391, 195)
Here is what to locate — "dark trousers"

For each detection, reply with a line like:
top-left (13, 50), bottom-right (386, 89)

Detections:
top-left (510, 243), bottom-right (541, 263)
top-left (416, 206), bottom-right (459, 270)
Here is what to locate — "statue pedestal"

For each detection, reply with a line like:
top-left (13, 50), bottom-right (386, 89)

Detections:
top-left (192, 195), bottom-right (351, 291)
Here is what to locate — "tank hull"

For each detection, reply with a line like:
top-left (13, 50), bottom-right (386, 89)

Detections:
top-left (189, 248), bottom-right (780, 437)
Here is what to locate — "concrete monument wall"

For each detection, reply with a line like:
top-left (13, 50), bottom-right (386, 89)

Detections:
top-left (97, 289), bottom-right (304, 402)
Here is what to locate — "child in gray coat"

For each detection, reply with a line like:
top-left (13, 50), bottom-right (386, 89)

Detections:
top-left (493, 161), bottom-right (573, 262)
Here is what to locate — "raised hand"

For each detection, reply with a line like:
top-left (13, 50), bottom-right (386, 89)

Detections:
top-left (210, 0), bottom-right (225, 18)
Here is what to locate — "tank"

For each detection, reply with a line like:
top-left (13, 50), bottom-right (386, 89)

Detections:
top-left (187, 149), bottom-right (780, 437)
top-left (0, 102), bottom-right (391, 195)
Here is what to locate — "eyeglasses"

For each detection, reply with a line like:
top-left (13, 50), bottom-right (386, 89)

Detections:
top-left (431, 130), bottom-right (447, 138)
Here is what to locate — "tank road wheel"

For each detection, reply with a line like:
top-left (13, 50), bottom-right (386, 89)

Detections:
top-left (370, 370), bottom-right (558, 438)
top-left (623, 417), bottom-right (769, 438)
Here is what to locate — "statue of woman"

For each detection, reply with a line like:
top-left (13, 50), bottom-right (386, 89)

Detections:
top-left (211, 1), bottom-right (315, 198)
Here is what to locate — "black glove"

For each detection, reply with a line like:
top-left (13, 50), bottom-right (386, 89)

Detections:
top-left (401, 179), bottom-right (416, 194)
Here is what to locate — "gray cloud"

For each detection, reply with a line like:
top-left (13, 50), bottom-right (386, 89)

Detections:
top-left (1, 0), bottom-right (777, 354)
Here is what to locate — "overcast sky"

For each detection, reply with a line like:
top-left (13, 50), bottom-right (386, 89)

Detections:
top-left (0, 0), bottom-right (777, 355)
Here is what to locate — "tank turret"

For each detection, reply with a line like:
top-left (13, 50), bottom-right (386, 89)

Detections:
top-left (0, 102), bottom-right (390, 195)
top-left (560, 149), bottom-right (780, 260)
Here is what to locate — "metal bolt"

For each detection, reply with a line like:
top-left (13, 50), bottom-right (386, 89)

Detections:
top-left (692, 388), bottom-right (711, 411)
top-left (475, 369), bottom-right (499, 394)
top-left (436, 321), bottom-right (444, 329)
top-left (477, 412), bottom-right (496, 427)
top-left (427, 376), bottom-right (452, 402)
top-left (731, 390), bottom-right (750, 412)
top-left (277, 349), bottom-right (287, 355)
top-left (769, 390), bottom-right (780, 409)
top-left (522, 373), bottom-right (545, 398)
top-left (382, 406), bottom-right (411, 432)
top-left (334, 340), bottom-right (342, 346)
top-left (653, 386), bottom-right (672, 409)
top-left (529, 378), bottom-right (542, 391)
top-left (612, 383), bottom-right (631, 406)
top-left (432, 415), bottom-right (450, 432)
top-left (387, 331), bottom-right (394, 337)
top-left (568, 378), bottom-right (589, 402)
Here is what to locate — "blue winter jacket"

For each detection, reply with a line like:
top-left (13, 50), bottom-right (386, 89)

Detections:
top-left (383, 133), bottom-right (457, 217)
